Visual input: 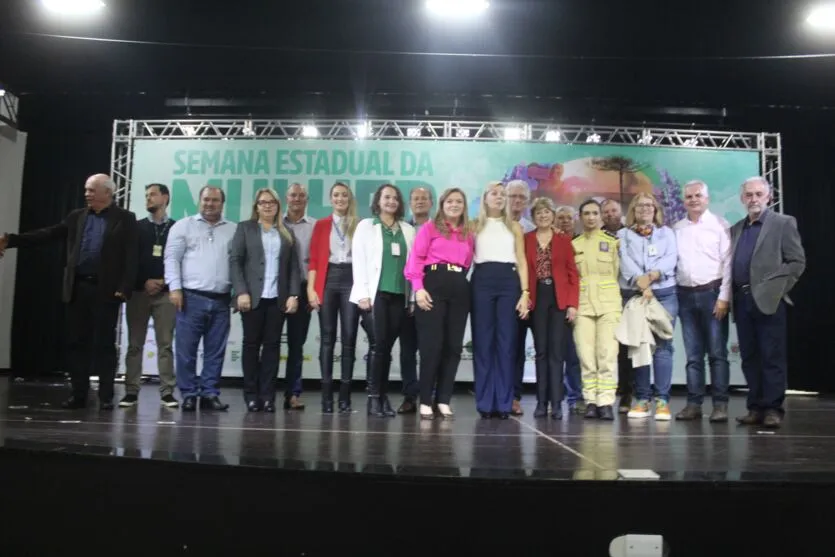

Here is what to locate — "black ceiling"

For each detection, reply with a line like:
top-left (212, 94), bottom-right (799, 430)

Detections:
top-left (2, 0), bottom-right (835, 120)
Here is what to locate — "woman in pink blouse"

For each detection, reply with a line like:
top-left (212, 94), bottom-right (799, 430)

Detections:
top-left (404, 187), bottom-right (475, 420)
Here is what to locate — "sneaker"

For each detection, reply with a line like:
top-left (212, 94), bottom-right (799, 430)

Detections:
top-left (118, 394), bottom-right (138, 407)
top-left (627, 399), bottom-right (650, 418)
top-left (160, 394), bottom-right (179, 408)
top-left (655, 399), bottom-right (672, 421)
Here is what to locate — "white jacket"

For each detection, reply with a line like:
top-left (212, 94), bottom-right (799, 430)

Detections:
top-left (615, 295), bottom-right (674, 368)
top-left (349, 218), bottom-right (416, 306)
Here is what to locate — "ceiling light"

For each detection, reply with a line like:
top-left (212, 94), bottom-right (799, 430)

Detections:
top-left (807, 4), bottom-right (835, 29)
top-left (426, 0), bottom-right (489, 18)
top-left (41, 0), bottom-right (106, 15)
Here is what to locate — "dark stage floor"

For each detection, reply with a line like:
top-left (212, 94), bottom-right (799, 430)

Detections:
top-left (2, 376), bottom-right (834, 482)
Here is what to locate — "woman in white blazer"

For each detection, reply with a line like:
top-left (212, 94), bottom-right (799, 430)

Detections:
top-left (351, 184), bottom-right (416, 417)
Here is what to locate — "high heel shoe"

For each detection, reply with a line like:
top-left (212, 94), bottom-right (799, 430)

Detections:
top-left (437, 403), bottom-right (454, 419)
top-left (419, 404), bottom-right (435, 420)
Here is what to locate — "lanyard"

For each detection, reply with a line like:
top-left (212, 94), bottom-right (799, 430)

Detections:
top-left (153, 220), bottom-right (171, 245)
top-left (333, 221), bottom-right (346, 245)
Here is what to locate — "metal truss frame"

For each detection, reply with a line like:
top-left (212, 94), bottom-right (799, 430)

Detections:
top-left (111, 118), bottom-right (783, 212)
top-left (0, 88), bottom-right (20, 129)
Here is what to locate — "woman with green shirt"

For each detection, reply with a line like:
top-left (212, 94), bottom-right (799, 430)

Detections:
top-left (351, 184), bottom-right (417, 417)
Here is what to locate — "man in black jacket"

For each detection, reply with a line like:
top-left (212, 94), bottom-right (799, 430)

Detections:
top-left (120, 183), bottom-right (177, 408)
top-left (0, 173), bottom-right (139, 409)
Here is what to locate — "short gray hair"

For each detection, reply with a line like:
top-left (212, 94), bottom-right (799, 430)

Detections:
top-left (505, 179), bottom-right (530, 200)
top-left (555, 205), bottom-right (576, 217)
top-left (600, 198), bottom-right (622, 211)
top-left (683, 180), bottom-right (709, 196)
top-left (741, 176), bottom-right (772, 194)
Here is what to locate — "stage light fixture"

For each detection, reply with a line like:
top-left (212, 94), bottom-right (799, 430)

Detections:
top-left (301, 125), bottom-right (319, 138)
top-left (504, 127), bottom-right (523, 141)
top-left (406, 127), bottom-right (421, 137)
top-left (0, 89), bottom-right (5, 98)
top-left (356, 122), bottom-right (371, 139)
top-left (545, 130), bottom-right (561, 142)
top-left (425, 0), bottom-right (489, 18)
top-left (41, 0), bottom-right (105, 15)
top-left (807, 4), bottom-right (835, 29)
top-left (456, 128), bottom-right (471, 138)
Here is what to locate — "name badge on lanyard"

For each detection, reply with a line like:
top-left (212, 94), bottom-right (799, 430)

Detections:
top-left (647, 244), bottom-right (658, 257)
top-left (152, 245), bottom-right (163, 257)
top-left (391, 242), bottom-right (401, 257)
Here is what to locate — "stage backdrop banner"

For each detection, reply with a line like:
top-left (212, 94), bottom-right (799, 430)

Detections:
top-left (120, 139), bottom-right (760, 386)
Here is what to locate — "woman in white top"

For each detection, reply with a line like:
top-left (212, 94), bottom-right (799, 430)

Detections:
top-left (470, 181), bottom-right (530, 419)
top-left (350, 184), bottom-right (416, 417)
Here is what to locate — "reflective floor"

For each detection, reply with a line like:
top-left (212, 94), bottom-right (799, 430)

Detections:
top-left (2, 376), bottom-right (834, 482)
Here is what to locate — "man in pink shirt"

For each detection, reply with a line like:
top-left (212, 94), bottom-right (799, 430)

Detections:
top-left (672, 180), bottom-right (732, 422)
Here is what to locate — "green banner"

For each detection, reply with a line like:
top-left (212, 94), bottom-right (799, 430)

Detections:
top-left (125, 138), bottom-right (760, 386)
top-left (129, 139), bottom-right (759, 226)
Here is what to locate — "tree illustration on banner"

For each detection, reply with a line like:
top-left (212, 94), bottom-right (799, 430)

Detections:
top-left (590, 156), bottom-right (649, 207)
top-left (654, 169), bottom-right (687, 225)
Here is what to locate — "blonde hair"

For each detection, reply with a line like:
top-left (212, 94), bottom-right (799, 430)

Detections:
top-left (434, 187), bottom-right (470, 240)
top-left (330, 182), bottom-right (359, 240)
top-left (473, 181), bottom-right (516, 234)
top-left (251, 188), bottom-right (293, 244)
top-left (625, 192), bottom-right (664, 228)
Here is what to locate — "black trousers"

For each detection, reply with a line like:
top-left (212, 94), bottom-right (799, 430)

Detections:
top-left (370, 292), bottom-right (407, 397)
top-left (399, 310), bottom-right (420, 399)
top-left (240, 298), bottom-right (286, 403)
top-left (416, 266), bottom-right (470, 406)
top-left (617, 290), bottom-right (635, 398)
top-left (360, 310), bottom-right (375, 390)
top-left (66, 279), bottom-right (122, 402)
top-left (319, 264), bottom-right (359, 401)
top-left (284, 281), bottom-right (311, 398)
top-left (513, 316), bottom-right (530, 400)
top-left (531, 280), bottom-right (567, 406)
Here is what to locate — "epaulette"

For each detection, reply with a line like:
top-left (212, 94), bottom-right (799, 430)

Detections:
top-left (601, 229), bottom-right (618, 240)
top-left (572, 233), bottom-right (581, 240)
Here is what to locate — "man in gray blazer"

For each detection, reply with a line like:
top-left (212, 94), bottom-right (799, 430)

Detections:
top-left (730, 177), bottom-right (805, 428)
top-left (229, 203), bottom-right (301, 412)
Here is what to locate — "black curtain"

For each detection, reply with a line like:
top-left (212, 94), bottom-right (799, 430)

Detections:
top-left (10, 96), bottom-right (835, 393)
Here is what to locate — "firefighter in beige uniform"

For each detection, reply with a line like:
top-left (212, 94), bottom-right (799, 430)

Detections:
top-left (571, 199), bottom-right (622, 421)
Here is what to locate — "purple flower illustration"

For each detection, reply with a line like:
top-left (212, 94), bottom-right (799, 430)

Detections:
top-left (653, 169), bottom-right (687, 226)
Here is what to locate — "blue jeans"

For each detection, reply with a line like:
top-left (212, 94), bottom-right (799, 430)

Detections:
top-left (175, 291), bottom-right (231, 398)
top-left (678, 286), bottom-right (729, 405)
top-left (633, 286), bottom-right (678, 402)
top-left (563, 326), bottom-right (582, 404)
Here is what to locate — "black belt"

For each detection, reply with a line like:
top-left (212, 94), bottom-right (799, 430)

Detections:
top-left (184, 288), bottom-right (230, 301)
top-left (75, 274), bottom-right (98, 284)
top-left (734, 284), bottom-right (751, 293)
top-left (425, 264), bottom-right (467, 273)
top-left (537, 277), bottom-right (553, 285)
top-left (679, 278), bottom-right (722, 293)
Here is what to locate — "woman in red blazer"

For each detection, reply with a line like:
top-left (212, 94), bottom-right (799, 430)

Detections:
top-left (524, 198), bottom-right (579, 420)
top-left (307, 182), bottom-right (362, 414)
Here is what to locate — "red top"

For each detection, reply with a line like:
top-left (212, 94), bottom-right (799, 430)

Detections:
top-left (308, 215), bottom-right (335, 301)
top-left (524, 230), bottom-right (579, 310)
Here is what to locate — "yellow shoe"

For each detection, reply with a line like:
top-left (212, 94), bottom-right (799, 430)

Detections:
top-left (627, 400), bottom-right (651, 419)
top-left (655, 399), bottom-right (672, 421)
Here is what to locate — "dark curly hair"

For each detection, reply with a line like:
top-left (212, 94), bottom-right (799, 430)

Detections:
top-left (370, 183), bottom-right (405, 221)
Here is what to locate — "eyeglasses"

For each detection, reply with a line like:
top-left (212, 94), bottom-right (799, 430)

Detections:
top-left (258, 200), bottom-right (278, 206)
top-left (636, 203), bottom-right (655, 209)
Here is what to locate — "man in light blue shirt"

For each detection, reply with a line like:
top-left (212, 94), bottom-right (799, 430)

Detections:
top-left (165, 186), bottom-right (237, 411)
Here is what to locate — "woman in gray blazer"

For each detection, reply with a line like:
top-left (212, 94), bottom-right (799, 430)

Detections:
top-left (229, 188), bottom-right (302, 412)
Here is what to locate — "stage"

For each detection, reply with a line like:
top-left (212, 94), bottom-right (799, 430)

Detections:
top-left (1, 375), bottom-right (832, 555)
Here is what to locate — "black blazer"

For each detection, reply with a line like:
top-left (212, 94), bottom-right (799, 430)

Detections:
top-left (7, 204), bottom-right (139, 303)
top-left (228, 220), bottom-right (301, 310)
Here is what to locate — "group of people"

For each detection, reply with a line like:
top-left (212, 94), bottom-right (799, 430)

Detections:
top-left (0, 173), bottom-right (805, 428)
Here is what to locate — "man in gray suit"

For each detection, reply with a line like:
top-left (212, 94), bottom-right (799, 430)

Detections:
top-left (730, 176), bottom-right (805, 428)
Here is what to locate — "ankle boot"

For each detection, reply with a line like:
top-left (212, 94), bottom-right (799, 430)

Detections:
top-left (380, 395), bottom-right (396, 417)
top-left (321, 381), bottom-right (334, 414)
top-left (367, 396), bottom-right (382, 416)
top-left (533, 403), bottom-right (548, 418)
top-left (338, 381), bottom-right (352, 413)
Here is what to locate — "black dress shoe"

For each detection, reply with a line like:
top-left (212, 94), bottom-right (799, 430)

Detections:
top-left (763, 410), bottom-right (782, 428)
top-left (246, 400), bottom-right (260, 412)
top-left (533, 403), bottom-right (548, 418)
top-left (380, 396), bottom-right (396, 418)
top-left (338, 400), bottom-right (352, 414)
top-left (199, 396), bottom-right (229, 411)
top-left (551, 408), bottom-right (563, 420)
top-left (262, 401), bottom-right (276, 413)
top-left (497, 412), bottom-right (509, 420)
top-left (99, 401), bottom-right (115, 411)
top-left (480, 412), bottom-right (492, 419)
top-left (182, 397), bottom-right (197, 412)
top-left (584, 403), bottom-right (599, 419)
top-left (61, 396), bottom-right (87, 409)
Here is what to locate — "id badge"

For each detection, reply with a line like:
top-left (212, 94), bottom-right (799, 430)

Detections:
top-left (647, 244), bottom-right (658, 256)
top-left (152, 244), bottom-right (163, 257)
top-left (391, 242), bottom-right (401, 257)
top-left (598, 241), bottom-right (609, 253)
